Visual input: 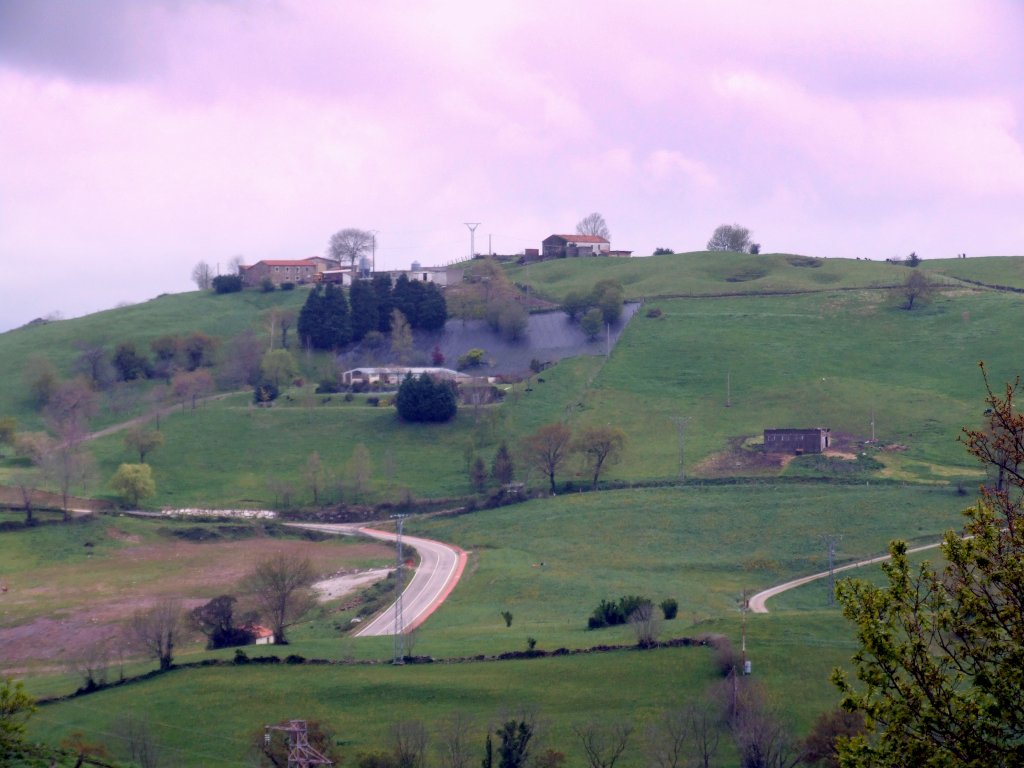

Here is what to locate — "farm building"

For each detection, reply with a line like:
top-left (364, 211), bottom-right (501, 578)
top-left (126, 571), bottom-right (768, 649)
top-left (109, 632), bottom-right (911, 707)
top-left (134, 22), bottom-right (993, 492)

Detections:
top-left (240, 257), bottom-right (342, 287)
top-left (341, 367), bottom-right (465, 388)
top-left (541, 234), bottom-right (611, 259)
top-left (763, 428), bottom-right (831, 454)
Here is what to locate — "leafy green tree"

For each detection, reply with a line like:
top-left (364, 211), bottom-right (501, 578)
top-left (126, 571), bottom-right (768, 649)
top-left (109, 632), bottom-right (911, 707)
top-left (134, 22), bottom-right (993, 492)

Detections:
top-left (260, 349), bottom-right (297, 389)
top-left (590, 279), bottom-right (624, 325)
top-left (110, 463), bottom-right (156, 507)
top-left (190, 595), bottom-right (254, 649)
top-left (123, 425), bottom-right (164, 463)
top-left (112, 342), bottom-right (151, 381)
top-left (0, 677), bottom-right (36, 755)
top-left (393, 274), bottom-right (423, 328)
top-left (581, 308), bottom-right (603, 341)
top-left (395, 374), bottom-right (458, 423)
top-left (834, 368), bottom-right (1024, 767)
top-left (182, 331), bottom-right (218, 370)
top-left (298, 284), bottom-right (326, 348)
top-left (496, 720), bottom-right (534, 768)
top-left (562, 290), bottom-right (590, 321)
top-left (212, 274), bottom-right (243, 293)
top-left (373, 273), bottom-right (395, 333)
top-left (321, 283), bottom-right (352, 348)
top-left (653, 247), bottom-right (674, 255)
top-left (470, 456), bottom-right (487, 493)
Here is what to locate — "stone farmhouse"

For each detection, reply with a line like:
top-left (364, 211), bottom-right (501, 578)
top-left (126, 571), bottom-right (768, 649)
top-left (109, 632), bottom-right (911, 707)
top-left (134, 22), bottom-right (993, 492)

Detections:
top-left (763, 428), bottom-right (831, 454)
top-left (240, 256), bottom-right (342, 287)
top-left (541, 234), bottom-right (611, 259)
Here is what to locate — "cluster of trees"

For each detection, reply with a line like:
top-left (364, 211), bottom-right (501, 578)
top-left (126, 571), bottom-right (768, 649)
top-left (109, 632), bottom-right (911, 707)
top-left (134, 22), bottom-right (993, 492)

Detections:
top-left (707, 224), bottom-right (760, 254)
top-left (587, 595), bottom-right (677, 630)
top-left (562, 280), bottom-right (625, 339)
top-left (448, 258), bottom-right (529, 341)
top-left (298, 275), bottom-right (447, 352)
top-left (468, 423), bottom-right (625, 495)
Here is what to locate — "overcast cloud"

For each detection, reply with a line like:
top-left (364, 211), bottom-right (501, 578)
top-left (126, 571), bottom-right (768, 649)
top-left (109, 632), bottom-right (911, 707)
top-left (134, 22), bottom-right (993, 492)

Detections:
top-left (1, 0), bottom-right (1022, 331)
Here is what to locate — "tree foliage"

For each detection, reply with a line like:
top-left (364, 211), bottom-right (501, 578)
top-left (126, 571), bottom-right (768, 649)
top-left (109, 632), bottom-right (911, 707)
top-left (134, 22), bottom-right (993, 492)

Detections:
top-left (123, 425), bottom-right (164, 463)
top-left (576, 212), bottom-right (611, 240)
top-left (0, 677), bottom-right (36, 755)
top-left (110, 463), bottom-right (156, 507)
top-left (190, 595), bottom-right (254, 649)
top-left (395, 374), bottom-right (458, 423)
top-left (834, 366), bottom-right (1024, 767)
top-left (707, 223), bottom-right (753, 253)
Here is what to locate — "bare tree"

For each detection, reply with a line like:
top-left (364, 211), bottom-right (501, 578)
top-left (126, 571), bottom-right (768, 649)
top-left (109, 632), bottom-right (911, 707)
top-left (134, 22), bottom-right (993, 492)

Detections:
top-left (191, 261), bottom-right (213, 290)
top-left (646, 701), bottom-right (722, 768)
top-left (435, 712), bottom-right (475, 768)
top-left (574, 426), bottom-right (626, 489)
top-left (390, 720), bottom-right (429, 768)
top-left (227, 254), bottom-right (245, 275)
top-left (328, 227), bottom-right (374, 268)
top-left (900, 270), bottom-right (934, 310)
top-left (576, 212), bottom-right (610, 240)
top-left (346, 443), bottom-right (374, 501)
top-left (707, 224), bottom-right (753, 253)
top-left (115, 715), bottom-right (164, 768)
top-left (128, 601), bottom-right (183, 671)
top-left (628, 603), bottom-right (660, 648)
top-left (390, 309), bottom-right (414, 364)
top-left (72, 340), bottom-right (114, 390)
top-left (70, 638), bottom-right (111, 690)
top-left (245, 554), bottom-right (317, 644)
top-left (521, 423), bottom-right (573, 494)
top-left (573, 720), bottom-right (632, 768)
top-left (44, 379), bottom-right (98, 517)
top-left (123, 425), bottom-right (164, 463)
top-left (305, 451), bottom-right (325, 505)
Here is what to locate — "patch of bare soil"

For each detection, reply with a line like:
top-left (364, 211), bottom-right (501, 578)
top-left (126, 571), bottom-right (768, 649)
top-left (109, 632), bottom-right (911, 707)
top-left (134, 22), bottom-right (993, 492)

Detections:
top-left (694, 437), bottom-right (789, 477)
top-left (0, 537), bottom-right (391, 674)
top-left (313, 568), bottom-right (391, 602)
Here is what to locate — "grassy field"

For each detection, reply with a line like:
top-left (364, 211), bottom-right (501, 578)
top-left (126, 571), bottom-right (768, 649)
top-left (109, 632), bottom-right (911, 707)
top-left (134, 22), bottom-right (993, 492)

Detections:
top-left (26, 284), bottom-right (1021, 509)
top-left (4, 254), bottom-right (1023, 766)
top-left (12, 482), bottom-right (976, 765)
top-left (505, 251), bottom-right (916, 303)
top-left (0, 287), bottom-right (309, 430)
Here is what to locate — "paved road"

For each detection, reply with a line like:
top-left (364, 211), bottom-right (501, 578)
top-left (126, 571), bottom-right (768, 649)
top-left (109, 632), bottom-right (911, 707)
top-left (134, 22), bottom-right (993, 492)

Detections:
top-left (748, 539), bottom-right (946, 613)
top-left (288, 523), bottom-right (467, 636)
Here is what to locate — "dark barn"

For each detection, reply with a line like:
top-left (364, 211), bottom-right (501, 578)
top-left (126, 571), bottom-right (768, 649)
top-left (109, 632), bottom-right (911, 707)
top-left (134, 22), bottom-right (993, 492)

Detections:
top-left (763, 428), bottom-right (831, 454)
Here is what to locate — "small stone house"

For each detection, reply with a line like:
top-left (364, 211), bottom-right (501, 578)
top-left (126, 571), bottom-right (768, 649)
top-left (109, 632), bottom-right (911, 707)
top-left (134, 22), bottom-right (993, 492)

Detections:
top-left (541, 234), bottom-right (611, 259)
top-left (241, 259), bottom-right (321, 287)
top-left (763, 428), bottom-right (831, 454)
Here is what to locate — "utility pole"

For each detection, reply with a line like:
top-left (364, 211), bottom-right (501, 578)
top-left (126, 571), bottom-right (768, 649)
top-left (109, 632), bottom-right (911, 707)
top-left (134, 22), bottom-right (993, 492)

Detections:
top-left (672, 416), bottom-right (690, 482)
top-left (605, 323), bottom-right (611, 357)
top-left (740, 589), bottom-right (750, 674)
top-left (726, 371), bottom-right (732, 407)
top-left (465, 223), bottom-right (480, 261)
top-left (488, 233), bottom-right (492, 255)
top-left (870, 408), bottom-right (876, 443)
top-left (823, 534), bottom-right (843, 606)
top-left (264, 720), bottom-right (333, 768)
top-left (392, 514), bottom-right (409, 663)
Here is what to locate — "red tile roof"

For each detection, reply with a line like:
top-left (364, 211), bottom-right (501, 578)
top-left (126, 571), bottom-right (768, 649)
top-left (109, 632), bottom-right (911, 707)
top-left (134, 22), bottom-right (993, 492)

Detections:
top-left (552, 234), bottom-right (610, 244)
top-left (258, 260), bottom-right (318, 267)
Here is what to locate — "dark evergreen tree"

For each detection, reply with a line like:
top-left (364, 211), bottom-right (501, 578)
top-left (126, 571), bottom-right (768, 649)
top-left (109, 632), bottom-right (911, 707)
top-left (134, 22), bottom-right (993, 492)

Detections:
top-left (392, 274), bottom-right (423, 328)
top-left (298, 285), bottom-right (325, 348)
top-left (112, 342), bottom-right (152, 381)
top-left (373, 273), bottom-right (394, 333)
top-left (417, 282), bottom-right (449, 330)
top-left (491, 441), bottom-right (514, 485)
top-left (395, 374), bottom-right (458, 423)
top-left (349, 279), bottom-right (380, 342)
top-left (320, 283), bottom-right (352, 349)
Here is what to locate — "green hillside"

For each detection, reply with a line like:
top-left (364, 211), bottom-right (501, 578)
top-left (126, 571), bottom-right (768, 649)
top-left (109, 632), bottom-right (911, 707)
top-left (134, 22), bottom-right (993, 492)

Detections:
top-left (4, 253), bottom-right (1024, 766)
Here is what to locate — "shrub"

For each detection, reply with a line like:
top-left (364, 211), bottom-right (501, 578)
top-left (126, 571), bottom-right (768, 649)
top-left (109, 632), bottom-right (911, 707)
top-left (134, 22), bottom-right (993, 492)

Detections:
top-left (233, 648), bottom-right (250, 664)
top-left (660, 598), bottom-right (678, 620)
top-left (645, 307), bottom-right (663, 318)
top-left (457, 348), bottom-right (486, 369)
top-left (280, 281), bottom-right (295, 291)
top-left (285, 654), bottom-right (305, 664)
top-left (212, 274), bottom-right (243, 294)
top-left (588, 595), bottom-right (653, 629)
top-left (316, 378), bottom-right (341, 394)
top-left (367, 396), bottom-right (380, 407)
top-left (501, 610), bottom-right (513, 628)
top-left (253, 381), bottom-right (279, 406)
top-left (580, 308), bottom-right (603, 340)
top-left (260, 277), bottom-right (276, 293)
top-left (394, 374), bottom-right (457, 422)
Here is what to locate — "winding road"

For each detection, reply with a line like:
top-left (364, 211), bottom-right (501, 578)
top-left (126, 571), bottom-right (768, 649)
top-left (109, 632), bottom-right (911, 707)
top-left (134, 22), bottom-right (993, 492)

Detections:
top-left (288, 523), bottom-right (467, 636)
top-left (748, 539), bottom-right (947, 613)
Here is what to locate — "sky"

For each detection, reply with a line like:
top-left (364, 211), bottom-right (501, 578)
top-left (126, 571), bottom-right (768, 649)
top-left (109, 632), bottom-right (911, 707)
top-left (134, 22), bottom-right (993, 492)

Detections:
top-left (1, 0), bottom-right (1023, 332)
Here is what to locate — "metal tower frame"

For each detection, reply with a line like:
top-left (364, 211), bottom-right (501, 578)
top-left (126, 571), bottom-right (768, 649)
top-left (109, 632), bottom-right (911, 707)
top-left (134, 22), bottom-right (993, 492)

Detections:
top-left (392, 514), bottom-right (408, 663)
top-left (264, 720), bottom-right (333, 768)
